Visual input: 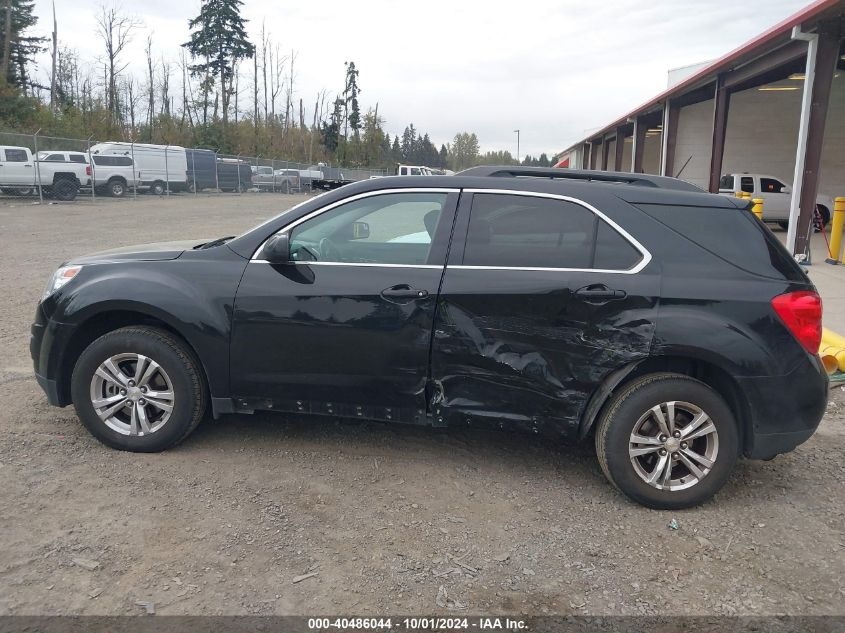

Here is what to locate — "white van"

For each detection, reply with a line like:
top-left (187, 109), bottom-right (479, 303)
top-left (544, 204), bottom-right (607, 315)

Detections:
top-left (89, 142), bottom-right (188, 194)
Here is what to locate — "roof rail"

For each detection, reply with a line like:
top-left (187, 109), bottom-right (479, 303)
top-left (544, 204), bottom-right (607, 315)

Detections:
top-left (456, 165), bottom-right (703, 192)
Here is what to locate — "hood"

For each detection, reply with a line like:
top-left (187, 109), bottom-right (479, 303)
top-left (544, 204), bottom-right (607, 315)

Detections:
top-left (71, 239), bottom-right (209, 264)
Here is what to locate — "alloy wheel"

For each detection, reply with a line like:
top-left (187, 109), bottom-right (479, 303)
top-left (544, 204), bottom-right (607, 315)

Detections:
top-left (89, 353), bottom-right (175, 436)
top-left (628, 401), bottom-right (719, 491)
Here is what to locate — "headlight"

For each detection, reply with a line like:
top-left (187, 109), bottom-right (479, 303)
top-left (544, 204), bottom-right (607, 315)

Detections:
top-left (43, 265), bottom-right (83, 300)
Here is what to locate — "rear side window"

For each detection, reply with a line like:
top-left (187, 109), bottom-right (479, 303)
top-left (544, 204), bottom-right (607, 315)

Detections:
top-left (93, 155), bottom-right (133, 167)
top-left (69, 154), bottom-right (86, 163)
top-left (463, 193), bottom-right (643, 271)
top-left (740, 176), bottom-right (754, 193)
top-left (635, 203), bottom-right (806, 281)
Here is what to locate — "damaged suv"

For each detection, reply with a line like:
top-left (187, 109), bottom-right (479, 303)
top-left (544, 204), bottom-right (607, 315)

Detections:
top-left (31, 167), bottom-right (828, 508)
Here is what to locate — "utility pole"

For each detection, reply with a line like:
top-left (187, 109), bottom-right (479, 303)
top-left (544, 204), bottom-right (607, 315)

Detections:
top-left (514, 129), bottom-right (520, 164)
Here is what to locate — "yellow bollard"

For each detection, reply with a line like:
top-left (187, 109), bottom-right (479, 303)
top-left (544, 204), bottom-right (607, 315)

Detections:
top-left (751, 198), bottom-right (764, 220)
top-left (735, 191), bottom-right (744, 198)
top-left (826, 196), bottom-right (845, 264)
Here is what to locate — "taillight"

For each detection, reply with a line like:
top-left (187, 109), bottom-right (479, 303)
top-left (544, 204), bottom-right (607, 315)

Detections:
top-left (771, 290), bottom-right (822, 354)
top-left (86, 166), bottom-right (92, 176)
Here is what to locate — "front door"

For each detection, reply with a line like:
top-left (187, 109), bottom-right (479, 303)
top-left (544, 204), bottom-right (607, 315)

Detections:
top-left (758, 176), bottom-right (790, 220)
top-left (431, 190), bottom-right (660, 437)
top-left (230, 189), bottom-right (459, 422)
top-left (0, 148), bottom-right (35, 185)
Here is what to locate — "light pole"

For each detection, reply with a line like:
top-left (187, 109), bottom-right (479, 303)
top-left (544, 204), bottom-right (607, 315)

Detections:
top-left (514, 129), bottom-right (520, 164)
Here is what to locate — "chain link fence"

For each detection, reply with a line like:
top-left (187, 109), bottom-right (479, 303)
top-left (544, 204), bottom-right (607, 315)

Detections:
top-left (0, 130), bottom-right (387, 204)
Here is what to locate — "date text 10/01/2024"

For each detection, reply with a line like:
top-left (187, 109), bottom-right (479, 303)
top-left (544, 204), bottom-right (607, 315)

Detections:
top-left (307, 617), bottom-right (528, 630)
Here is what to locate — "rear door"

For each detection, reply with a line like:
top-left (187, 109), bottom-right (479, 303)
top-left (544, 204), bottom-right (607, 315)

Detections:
top-left (430, 190), bottom-right (660, 436)
top-left (230, 188), bottom-right (459, 421)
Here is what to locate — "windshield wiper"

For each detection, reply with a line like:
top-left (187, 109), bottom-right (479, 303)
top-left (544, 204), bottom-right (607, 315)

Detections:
top-left (195, 236), bottom-right (236, 250)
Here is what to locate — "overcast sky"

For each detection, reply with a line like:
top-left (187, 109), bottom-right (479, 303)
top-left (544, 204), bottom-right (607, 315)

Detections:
top-left (30, 0), bottom-right (810, 157)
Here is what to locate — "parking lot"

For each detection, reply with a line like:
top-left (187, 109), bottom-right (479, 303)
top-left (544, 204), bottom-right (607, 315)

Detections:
top-left (1, 193), bottom-right (844, 616)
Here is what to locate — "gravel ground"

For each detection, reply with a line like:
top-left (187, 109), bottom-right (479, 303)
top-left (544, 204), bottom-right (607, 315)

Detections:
top-left (1, 193), bottom-right (844, 616)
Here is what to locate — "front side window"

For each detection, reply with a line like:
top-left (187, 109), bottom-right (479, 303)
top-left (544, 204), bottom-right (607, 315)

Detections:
top-left (760, 177), bottom-right (786, 193)
top-left (718, 175), bottom-right (734, 190)
top-left (289, 192), bottom-right (448, 266)
top-left (4, 149), bottom-right (29, 162)
top-left (463, 194), bottom-right (642, 271)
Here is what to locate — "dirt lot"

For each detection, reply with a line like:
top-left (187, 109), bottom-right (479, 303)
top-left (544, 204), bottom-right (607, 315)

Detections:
top-left (1, 193), bottom-right (844, 616)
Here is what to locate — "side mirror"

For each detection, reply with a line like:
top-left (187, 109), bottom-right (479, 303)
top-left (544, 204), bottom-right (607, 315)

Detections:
top-left (332, 221), bottom-right (370, 240)
top-left (781, 185), bottom-right (791, 194)
top-left (351, 221), bottom-right (370, 239)
top-left (264, 233), bottom-right (290, 263)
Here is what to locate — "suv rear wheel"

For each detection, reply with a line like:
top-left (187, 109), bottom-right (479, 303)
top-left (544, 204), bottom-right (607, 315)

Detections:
top-left (71, 326), bottom-right (207, 452)
top-left (595, 373), bottom-right (738, 509)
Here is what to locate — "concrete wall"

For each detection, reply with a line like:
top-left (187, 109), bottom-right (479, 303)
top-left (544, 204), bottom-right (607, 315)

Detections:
top-left (669, 73), bottom-right (845, 196)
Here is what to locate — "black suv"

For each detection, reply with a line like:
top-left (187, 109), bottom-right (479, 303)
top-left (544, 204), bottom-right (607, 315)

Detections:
top-left (31, 167), bottom-right (828, 509)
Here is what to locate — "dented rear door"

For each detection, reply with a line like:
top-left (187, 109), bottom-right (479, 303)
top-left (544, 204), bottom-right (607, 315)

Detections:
top-left (429, 190), bottom-right (660, 437)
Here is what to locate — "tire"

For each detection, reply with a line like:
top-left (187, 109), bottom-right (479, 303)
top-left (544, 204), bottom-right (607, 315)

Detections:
top-left (595, 372), bottom-right (739, 509)
top-left (150, 181), bottom-right (166, 195)
top-left (281, 180), bottom-right (290, 194)
top-left (107, 178), bottom-right (126, 198)
top-left (53, 179), bottom-right (78, 201)
top-left (187, 180), bottom-right (196, 193)
top-left (71, 326), bottom-right (207, 452)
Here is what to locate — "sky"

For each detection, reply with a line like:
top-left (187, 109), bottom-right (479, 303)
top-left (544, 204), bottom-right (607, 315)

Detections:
top-left (29, 0), bottom-right (812, 158)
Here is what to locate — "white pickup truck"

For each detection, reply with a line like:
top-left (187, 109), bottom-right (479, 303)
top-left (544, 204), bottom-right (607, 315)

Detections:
top-left (718, 173), bottom-right (834, 228)
top-left (0, 146), bottom-right (90, 201)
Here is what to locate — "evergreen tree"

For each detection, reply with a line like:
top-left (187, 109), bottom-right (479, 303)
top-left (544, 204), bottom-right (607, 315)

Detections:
top-left (343, 61), bottom-right (361, 138)
top-left (0, 0), bottom-right (46, 91)
top-left (439, 144), bottom-right (448, 169)
top-left (538, 152), bottom-right (550, 167)
top-left (183, 0), bottom-right (254, 141)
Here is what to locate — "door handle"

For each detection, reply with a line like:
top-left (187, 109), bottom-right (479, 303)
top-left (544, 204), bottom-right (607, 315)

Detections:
top-left (574, 284), bottom-right (627, 303)
top-left (381, 284), bottom-right (429, 300)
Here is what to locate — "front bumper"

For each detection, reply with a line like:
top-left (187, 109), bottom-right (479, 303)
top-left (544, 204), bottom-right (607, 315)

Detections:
top-left (738, 354), bottom-right (828, 459)
top-left (31, 302), bottom-right (72, 407)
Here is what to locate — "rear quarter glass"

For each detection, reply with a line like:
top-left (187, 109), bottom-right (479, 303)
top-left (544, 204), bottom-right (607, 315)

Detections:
top-left (633, 202), bottom-right (809, 283)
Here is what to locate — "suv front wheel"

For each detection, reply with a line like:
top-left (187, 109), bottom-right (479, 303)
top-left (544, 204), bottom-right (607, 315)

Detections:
top-left (71, 326), bottom-right (207, 452)
top-left (595, 373), bottom-right (739, 509)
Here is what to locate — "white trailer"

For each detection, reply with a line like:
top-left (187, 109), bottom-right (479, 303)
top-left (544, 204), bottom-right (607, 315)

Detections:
top-left (89, 142), bottom-right (188, 194)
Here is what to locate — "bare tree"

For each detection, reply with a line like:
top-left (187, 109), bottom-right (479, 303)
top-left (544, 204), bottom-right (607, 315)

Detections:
top-left (145, 35), bottom-right (155, 138)
top-left (159, 58), bottom-right (170, 117)
top-left (95, 4), bottom-right (142, 123)
top-left (49, 1), bottom-right (57, 110)
top-left (260, 21), bottom-right (268, 123)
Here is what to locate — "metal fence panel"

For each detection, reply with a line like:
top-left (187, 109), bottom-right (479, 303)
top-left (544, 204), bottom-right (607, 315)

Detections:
top-left (1, 130), bottom-right (389, 205)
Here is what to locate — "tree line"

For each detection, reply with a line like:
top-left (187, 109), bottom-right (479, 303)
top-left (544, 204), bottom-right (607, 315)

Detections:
top-left (0, 0), bottom-right (553, 171)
